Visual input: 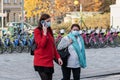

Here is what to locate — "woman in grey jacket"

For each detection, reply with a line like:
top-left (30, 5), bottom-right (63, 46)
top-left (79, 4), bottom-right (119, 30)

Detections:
top-left (57, 24), bottom-right (86, 80)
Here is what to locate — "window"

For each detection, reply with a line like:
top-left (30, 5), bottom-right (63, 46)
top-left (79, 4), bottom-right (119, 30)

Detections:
top-left (8, 0), bottom-right (10, 3)
top-left (4, 0), bottom-right (10, 4)
top-left (14, 0), bottom-right (17, 4)
top-left (7, 13), bottom-right (9, 22)
top-left (4, 0), bottom-right (8, 3)
top-left (13, 13), bottom-right (16, 22)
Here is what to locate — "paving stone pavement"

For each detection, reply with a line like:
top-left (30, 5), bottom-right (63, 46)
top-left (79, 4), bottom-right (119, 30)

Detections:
top-left (0, 47), bottom-right (120, 80)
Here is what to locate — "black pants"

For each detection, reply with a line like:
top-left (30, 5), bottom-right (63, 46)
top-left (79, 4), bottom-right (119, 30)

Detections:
top-left (61, 66), bottom-right (81, 80)
top-left (38, 71), bottom-right (52, 80)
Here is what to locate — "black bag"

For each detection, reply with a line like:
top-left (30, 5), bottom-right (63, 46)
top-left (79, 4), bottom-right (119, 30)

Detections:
top-left (30, 39), bottom-right (37, 55)
top-left (57, 47), bottom-right (70, 66)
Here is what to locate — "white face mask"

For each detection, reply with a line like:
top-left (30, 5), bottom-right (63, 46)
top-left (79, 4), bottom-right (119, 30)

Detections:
top-left (72, 31), bottom-right (79, 36)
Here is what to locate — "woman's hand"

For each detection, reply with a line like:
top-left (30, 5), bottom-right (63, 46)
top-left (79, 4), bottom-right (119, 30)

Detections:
top-left (58, 58), bottom-right (63, 66)
top-left (43, 26), bottom-right (47, 35)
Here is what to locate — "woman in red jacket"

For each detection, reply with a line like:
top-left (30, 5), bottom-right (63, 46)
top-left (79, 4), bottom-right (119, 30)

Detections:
top-left (34, 14), bottom-right (63, 80)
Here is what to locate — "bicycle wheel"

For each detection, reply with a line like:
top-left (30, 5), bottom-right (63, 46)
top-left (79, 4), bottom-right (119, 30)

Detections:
top-left (0, 42), bottom-right (4, 54)
top-left (22, 46), bottom-right (29, 53)
top-left (89, 40), bottom-right (94, 48)
top-left (114, 36), bottom-right (120, 47)
top-left (6, 43), bottom-right (13, 53)
top-left (16, 45), bottom-right (22, 53)
top-left (0, 46), bottom-right (3, 54)
top-left (108, 41), bottom-right (115, 48)
top-left (27, 40), bottom-right (31, 52)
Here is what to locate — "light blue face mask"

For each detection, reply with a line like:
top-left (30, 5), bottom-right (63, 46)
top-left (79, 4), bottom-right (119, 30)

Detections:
top-left (72, 31), bottom-right (79, 36)
top-left (46, 22), bottom-right (51, 27)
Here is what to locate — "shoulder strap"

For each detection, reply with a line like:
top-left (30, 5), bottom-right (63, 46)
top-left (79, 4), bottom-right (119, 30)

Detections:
top-left (67, 35), bottom-right (70, 39)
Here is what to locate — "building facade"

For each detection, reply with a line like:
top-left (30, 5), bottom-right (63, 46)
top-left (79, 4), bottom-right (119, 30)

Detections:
top-left (110, 0), bottom-right (120, 29)
top-left (0, 0), bottom-right (22, 26)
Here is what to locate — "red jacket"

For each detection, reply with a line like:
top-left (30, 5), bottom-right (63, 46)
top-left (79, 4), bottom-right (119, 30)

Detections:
top-left (34, 28), bottom-right (60, 67)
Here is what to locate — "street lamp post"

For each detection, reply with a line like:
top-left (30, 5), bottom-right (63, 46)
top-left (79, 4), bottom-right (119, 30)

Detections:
top-left (79, 4), bottom-right (87, 29)
top-left (1, 0), bottom-right (3, 38)
top-left (74, 0), bottom-right (79, 11)
top-left (21, 0), bottom-right (24, 31)
top-left (80, 4), bottom-right (82, 27)
top-left (50, 0), bottom-right (55, 25)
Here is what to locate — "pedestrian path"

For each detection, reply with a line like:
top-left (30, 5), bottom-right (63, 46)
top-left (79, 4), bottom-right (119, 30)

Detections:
top-left (81, 47), bottom-right (120, 79)
top-left (0, 47), bottom-right (120, 80)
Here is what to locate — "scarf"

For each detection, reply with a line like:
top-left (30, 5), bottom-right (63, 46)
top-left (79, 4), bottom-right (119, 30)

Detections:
top-left (68, 32), bottom-right (87, 68)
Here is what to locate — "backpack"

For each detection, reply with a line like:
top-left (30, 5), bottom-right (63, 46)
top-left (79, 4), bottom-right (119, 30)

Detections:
top-left (30, 39), bottom-right (37, 55)
top-left (30, 28), bottom-right (41, 56)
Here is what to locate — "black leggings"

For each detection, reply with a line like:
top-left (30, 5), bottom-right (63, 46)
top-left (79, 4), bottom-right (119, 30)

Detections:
top-left (38, 72), bottom-right (52, 80)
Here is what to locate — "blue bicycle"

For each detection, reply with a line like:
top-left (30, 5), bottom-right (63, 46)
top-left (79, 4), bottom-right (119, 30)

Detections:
top-left (12, 34), bottom-right (22, 53)
top-left (20, 32), bottom-right (29, 53)
top-left (0, 38), bottom-right (4, 54)
top-left (3, 34), bottom-right (13, 53)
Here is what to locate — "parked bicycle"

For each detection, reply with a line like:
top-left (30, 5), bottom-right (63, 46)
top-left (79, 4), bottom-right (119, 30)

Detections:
top-left (2, 34), bottom-right (13, 53)
top-left (12, 34), bottom-right (22, 53)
